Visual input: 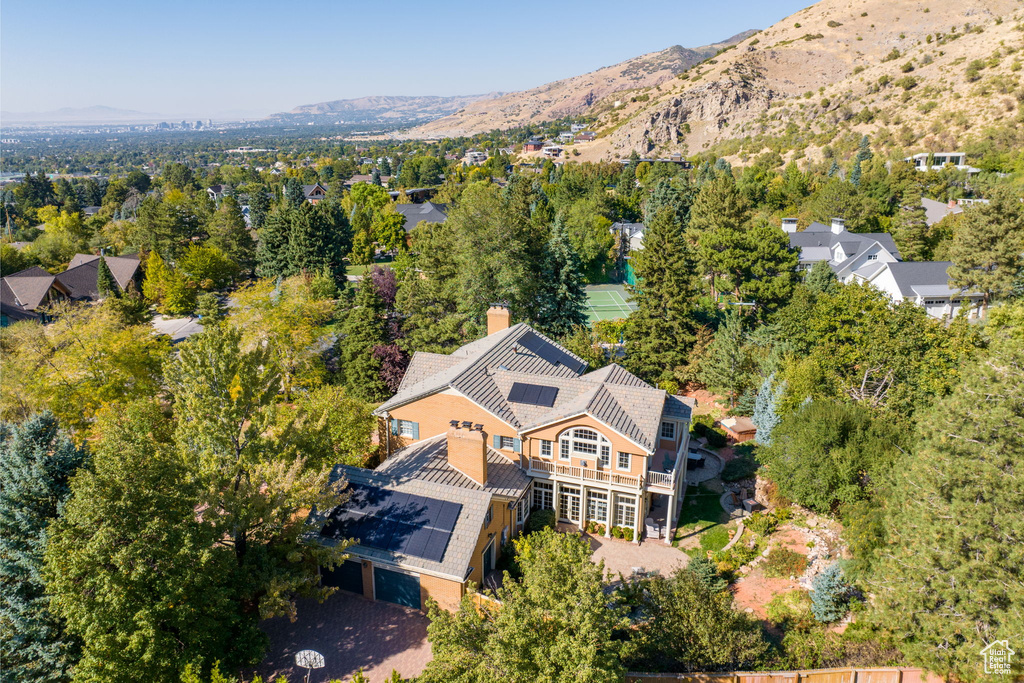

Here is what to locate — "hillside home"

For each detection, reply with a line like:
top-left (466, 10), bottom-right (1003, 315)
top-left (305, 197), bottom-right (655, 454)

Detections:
top-left (783, 218), bottom-right (983, 319)
top-left (542, 145), bottom-right (563, 158)
top-left (921, 197), bottom-right (963, 227)
top-left (575, 131), bottom-right (596, 142)
top-left (523, 139), bottom-right (544, 152)
top-left (317, 307), bottom-right (693, 611)
top-left (904, 152), bottom-right (980, 175)
top-left (464, 151), bottom-right (488, 165)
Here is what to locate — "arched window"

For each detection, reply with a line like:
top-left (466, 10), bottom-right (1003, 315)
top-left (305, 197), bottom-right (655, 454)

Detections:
top-left (559, 427), bottom-right (611, 467)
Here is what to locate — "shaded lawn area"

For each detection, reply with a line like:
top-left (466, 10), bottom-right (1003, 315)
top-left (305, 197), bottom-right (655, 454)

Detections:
top-left (674, 483), bottom-right (732, 556)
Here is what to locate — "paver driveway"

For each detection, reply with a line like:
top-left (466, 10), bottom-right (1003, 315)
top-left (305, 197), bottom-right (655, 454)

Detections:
top-left (258, 590), bottom-right (432, 683)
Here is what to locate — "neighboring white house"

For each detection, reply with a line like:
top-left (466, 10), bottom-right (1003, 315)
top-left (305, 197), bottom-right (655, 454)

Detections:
top-left (904, 152), bottom-right (981, 174)
top-left (783, 218), bottom-right (983, 320)
top-left (464, 151), bottom-right (487, 165)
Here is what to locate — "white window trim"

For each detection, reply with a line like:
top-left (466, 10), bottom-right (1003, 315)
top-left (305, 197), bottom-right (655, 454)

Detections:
top-left (540, 439), bottom-right (552, 457)
top-left (660, 421), bottom-right (675, 439)
top-left (499, 435), bottom-right (515, 450)
top-left (616, 451), bottom-right (631, 471)
top-left (398, 420), bottom-right (415, 438)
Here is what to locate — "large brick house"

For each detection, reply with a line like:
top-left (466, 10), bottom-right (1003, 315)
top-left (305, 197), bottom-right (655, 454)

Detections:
top-left (316, 306), bottom-right (692, 611)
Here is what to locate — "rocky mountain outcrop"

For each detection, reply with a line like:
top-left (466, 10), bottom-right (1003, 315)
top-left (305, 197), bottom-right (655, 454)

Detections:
top-left (406, 31), bottom-right (756, 138)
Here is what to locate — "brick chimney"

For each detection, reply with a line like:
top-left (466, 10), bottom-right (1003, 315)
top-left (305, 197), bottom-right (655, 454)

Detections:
top-left (830, 217), bottom-right (846, 234)
top-left (487, 304), bottom-right (511, 336)
top-left (781, 218), bottom-right (798, 233)
top-left (447, 420), bottom-right (487, 486)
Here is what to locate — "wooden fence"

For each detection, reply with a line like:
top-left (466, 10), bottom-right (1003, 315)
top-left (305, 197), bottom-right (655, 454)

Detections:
top-left (626, 667), bottom-right (945, 683)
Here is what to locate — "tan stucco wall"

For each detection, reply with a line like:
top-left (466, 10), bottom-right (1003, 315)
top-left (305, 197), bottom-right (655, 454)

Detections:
top-left (420, 573), bottom-right (465, 612)
top-left (466, 496), bottom-right (515, 587)
top-left (523, 414), bottom-right (649, 477)
top-left (387, 390), bottom-right (518, 452)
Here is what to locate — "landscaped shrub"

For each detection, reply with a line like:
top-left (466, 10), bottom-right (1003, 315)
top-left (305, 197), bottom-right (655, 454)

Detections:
top-left (722, 453), bottom-right (759, 481)
top-left (584, 521), bottom-right (606, 536)
top-left (811, 563), bottom-right (850, 623)
top-left (611, 526), bottom-right (634, 541)
top-left (766, 589), bottom-right (814, 629)
top-left (762, 547), bottom-right (808, 578)
top-left (689, 555), bottom-right (728, 592)
top-left (692, 420), bottom-right (728, 448)
top-left (745, 511), bottom-right (779, 537)
top-left (525, 508), bottom-right (556, 534)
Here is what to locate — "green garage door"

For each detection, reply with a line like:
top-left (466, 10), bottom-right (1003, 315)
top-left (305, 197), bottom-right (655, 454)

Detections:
top-left (374, 567), bottom-right (420, 609)
top-left (322, 560), bottom-right (363, 595)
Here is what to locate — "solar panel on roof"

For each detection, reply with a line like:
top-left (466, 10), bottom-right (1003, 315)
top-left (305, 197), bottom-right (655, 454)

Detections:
top-left (518, 331), bottom-right (587, 374)
top-left (508, 381), bottom-right (559, 407)
top-left (330, 483), bottom-right (462, 564)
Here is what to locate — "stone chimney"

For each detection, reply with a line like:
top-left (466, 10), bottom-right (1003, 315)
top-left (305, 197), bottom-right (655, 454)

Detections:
top-left (446, 420), bottom-right (487, 486)
top-left (487, 304), bottom-right (511, 336)
top-left (781, 218), bottom-right (798, 233)
top-left (830, 217), bottom-right (846, 234)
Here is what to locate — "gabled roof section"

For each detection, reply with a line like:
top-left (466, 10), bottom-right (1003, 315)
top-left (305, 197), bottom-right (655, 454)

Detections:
top-left (884, 261), bottom-right (967, 298)
top-left (377, 435), bottom-right (530, 500)
top-left (63, 254), bottom-right (141, 293)
top-left (395, 202), bottom-right (448, 232)
top-left (2, 266), bottom-right (59, 310)
top-left (375, 323), bottom-right (588, 422)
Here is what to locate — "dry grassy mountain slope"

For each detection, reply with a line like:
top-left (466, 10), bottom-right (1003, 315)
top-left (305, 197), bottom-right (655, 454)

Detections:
top-left (578, 0), bottom-right (1024, 162)
top-left (407, 31), bottom-right (756, 138)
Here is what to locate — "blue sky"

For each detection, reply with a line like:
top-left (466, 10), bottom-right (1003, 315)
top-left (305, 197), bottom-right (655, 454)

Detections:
top-left (1, 0), bottom-right (811, 118)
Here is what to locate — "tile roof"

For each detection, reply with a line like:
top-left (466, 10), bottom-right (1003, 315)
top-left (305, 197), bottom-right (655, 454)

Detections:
top-left (377, 435), bottom-right (531, 499)
top-left (317, 464), bottom-right (491, 582)
top-left (1, 266), bottom-right (60, 310)
top-left (378, 322), bottom-right (691, 454)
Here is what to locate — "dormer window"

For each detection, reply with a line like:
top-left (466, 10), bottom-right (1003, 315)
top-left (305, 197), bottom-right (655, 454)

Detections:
top-left (867, 254), bottom-right (878, 261)
top-left (661, 421), bottom-right (676, 439)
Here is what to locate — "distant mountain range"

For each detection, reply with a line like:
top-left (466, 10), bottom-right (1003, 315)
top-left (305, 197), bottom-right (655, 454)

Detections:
top-left (268, 94), bottom-right (506, 126)
top-left (1, 105), bottom-right (164, 124)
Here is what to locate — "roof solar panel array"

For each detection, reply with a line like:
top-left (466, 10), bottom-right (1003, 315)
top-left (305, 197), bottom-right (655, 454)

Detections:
top-left (508, 381), bottom-right (559, 407)
top-left (323, 483), bottom-right (462, 564)
top-left (518, 330), bottom-right (587, 374)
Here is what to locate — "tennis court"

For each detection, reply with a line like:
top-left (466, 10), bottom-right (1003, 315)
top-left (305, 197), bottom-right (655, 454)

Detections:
top-left (585, 284), bottom-right (636, 322)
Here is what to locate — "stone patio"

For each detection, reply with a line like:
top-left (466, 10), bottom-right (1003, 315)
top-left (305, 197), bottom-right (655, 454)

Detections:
top-left (567, 527), bottom-right (690, 581)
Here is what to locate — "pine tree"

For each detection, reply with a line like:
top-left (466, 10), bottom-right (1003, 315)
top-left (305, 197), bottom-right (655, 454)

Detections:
top-left (247, 185), bottom-right (270, 231)
top-left (0, 413), bottom-right (87, 683)
top-left (624, 207), bottom-right (698, 385)
top-left (856, 134), bottom-right (872, 163)
top-left (370, 168), bottom-right (382, 186)
top-left (689, 555), bottom-right (728, 593)
top-left (947, 185), bottom-right (1024, 309)
top-left (738, 220), bottom-right (799, 311)
top-left (286, 202), bottom-right (348, 282)
top-left (848, 157), bottom-right (862, 187)
top-left (339, 278), bottom-right (389, 401)
top-left (255, 206), bottom-right (294, 279)
top-left (535, 217), bottom-right (588, 339)
top-left (699, 310), bottom-right (749, 407)
top-left (207, 196), bottom-right (255, 274)
top-left (804, 260), bottom-right (837, 294)
top-left (690, 176), bottom-right (752, 298)
top-left (96, 253), bottom-right (118, 298)
top-left (894, 190), bottom-right (929, 261)
top-left (282, 177), bottom-right (305, 208)
top-left (827, 159), bottom-right (840, 177)
top-left (810, 563), bottom-right (849, 623)
top-left (752, 374), bottom-right (785, 446)
top-left (642, 177), bottom-right (693, 226)
top-left (870, 342), bottom-right (1024, 680)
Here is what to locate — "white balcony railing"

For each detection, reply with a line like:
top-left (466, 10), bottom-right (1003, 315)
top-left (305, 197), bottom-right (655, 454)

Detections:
top-left (527, 458), bottom-right (642, 489)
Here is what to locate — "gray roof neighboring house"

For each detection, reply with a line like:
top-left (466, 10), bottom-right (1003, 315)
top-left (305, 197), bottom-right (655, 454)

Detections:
top-left (0, 266), bottom-right (66, 310)
top-left (377, 435), bottom-right (531, 500)
top-left (302, 183), bottom-right (327, 198)
top-left (921, 197), bottom-right (963, 227)
top-left (788, 221), bottom-right (901, 262)
top-left (316, 464), bottom-right (492, 582)
top-left (882, 261), bottom-right (966, 299)
top-left (58, 254), bottom-right (141, 300)
top-left (394, 202), bottom-right (448, 233)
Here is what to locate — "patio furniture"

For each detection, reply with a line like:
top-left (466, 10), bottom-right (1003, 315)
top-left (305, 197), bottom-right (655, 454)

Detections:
top-left (645, 517), bottom-right (661, 539)
top-left (687, 450), bottom-right (706, 470)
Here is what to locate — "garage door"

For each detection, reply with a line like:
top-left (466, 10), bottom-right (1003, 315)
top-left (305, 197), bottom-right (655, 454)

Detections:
top-left (373, 567), bottom-right (420, 609)
top-left (322, 560), bottom-right (363, 595)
